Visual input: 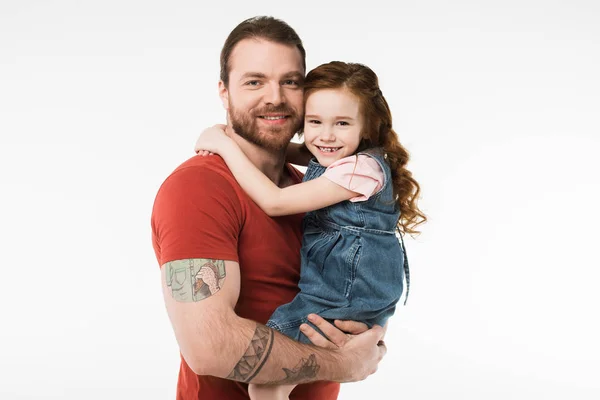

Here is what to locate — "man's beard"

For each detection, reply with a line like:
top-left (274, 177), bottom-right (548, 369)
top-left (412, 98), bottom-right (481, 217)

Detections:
top-left (229, 102), bottom-right (303, 152)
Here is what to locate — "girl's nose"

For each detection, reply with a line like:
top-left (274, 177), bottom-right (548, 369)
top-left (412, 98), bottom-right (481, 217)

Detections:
top-left (320, 127), bottom-right (335, 142)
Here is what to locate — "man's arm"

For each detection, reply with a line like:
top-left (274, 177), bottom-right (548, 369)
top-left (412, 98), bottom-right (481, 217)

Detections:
top-left (161, 258), bottom-right (386, 384)
top-left (154, 165), bottom-right (385, 384)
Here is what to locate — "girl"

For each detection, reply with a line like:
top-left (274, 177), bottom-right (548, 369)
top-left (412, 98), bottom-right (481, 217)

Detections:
top-left (196, 61), bottom-right (426, 399)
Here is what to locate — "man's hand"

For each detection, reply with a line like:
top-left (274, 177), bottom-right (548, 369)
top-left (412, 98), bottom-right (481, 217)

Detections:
top-left (194, 124), bottom-right (231, 156)
top-left (300, 314), bottom-right (388, 382)
top-left (300, 314), bottom-right (388, 349)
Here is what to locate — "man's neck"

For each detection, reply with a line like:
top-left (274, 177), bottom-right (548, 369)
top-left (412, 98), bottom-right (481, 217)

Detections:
top-left (229, 131), bottom-right (291, 188)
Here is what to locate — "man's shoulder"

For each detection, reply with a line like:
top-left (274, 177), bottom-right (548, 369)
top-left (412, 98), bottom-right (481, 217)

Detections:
top-left (152, 155), bottom-right (241, 215)
top-left (162, 155), bottom-right (236, 189)
top-left (151, 155), bottom-right (244, 226)
top-left (173, 154), bottom-right (232, 176)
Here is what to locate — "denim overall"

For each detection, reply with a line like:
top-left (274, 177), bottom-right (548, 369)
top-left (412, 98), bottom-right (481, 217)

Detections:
top-left (267, 150), bottom-right (410, 343)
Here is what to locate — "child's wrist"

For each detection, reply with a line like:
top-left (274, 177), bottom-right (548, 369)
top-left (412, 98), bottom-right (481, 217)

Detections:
top-left (216, 138), bottom-right (234, 156)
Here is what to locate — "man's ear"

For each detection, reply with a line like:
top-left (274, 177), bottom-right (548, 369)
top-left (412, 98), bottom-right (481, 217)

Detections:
top-left (218, 81), bottom-right (229, 110)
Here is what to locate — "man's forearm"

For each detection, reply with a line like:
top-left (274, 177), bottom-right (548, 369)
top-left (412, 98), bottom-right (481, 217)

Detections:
top-left (207, 317), bottom-right (347, 385)
top-left (161, 259), bottom-right (362, 384)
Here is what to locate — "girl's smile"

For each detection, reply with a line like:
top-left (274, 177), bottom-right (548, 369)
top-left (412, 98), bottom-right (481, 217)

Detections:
top-left (303, 88), bottom-right (363, 167)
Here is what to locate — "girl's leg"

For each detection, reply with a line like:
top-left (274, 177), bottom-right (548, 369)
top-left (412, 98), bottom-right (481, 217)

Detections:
top-left (248, 384), bottom-right (296, 400)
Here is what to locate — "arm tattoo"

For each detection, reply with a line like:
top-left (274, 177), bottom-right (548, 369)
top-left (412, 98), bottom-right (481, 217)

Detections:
top-left (227, 325), bottom-right (275, 382)
top-left (164, 259), bottom-right (226, 302)
top-left (268, 354), bottom-right (320, 385)
top-left (227, 325), bottom-right (321, 384)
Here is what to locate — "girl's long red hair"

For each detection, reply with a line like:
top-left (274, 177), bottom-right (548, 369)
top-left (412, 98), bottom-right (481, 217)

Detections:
top-left (304, 61), bottom-right (426, 235)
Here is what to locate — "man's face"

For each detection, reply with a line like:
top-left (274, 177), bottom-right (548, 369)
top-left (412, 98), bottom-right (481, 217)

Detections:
top-left (220, 39), bottom-right (304, 152)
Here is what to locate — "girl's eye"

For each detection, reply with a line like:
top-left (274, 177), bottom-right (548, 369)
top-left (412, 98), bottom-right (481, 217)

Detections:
top-left (307, 119), bottom-right (321, 124)
top-left (337, 121), bottom-right (350, 126)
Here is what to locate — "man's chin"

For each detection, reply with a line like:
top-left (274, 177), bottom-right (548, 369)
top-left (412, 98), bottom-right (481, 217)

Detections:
top-left (236, 132), bottom-right (293, 152)
top-left (231, 117), bottom-right (299, 150)
top-left (254, 137), bottom-right (293, 152)
top-left (235, 134), bottom-right (284, 152)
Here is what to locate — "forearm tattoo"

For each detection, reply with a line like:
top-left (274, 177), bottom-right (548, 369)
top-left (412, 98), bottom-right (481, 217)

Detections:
top-left (227, 325), bottom-right (275, 382)
top-left (164, 259), bottom-right (226, 302)
top-left (227, 325), bottom-right (321, 385)
top-left (267, 354), bottom-right (320, 385)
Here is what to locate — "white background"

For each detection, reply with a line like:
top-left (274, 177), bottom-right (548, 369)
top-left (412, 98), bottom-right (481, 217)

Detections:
top-left (1, 1), bottom-right (599, 399)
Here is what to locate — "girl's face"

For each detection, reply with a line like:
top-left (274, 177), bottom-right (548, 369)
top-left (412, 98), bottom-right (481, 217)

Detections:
top-left (303, 88), bottom-right (363, 167)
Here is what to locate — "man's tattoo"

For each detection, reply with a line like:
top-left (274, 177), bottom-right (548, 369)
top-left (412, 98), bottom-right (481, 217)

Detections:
top-left (268, 354), bottom-right (320, 385)
top-left (164, 259), bottom-right (226, 302)
top-left (227, 325), bottom-right (275, 382)
top-left (227, 324), bottom-right (321, 385)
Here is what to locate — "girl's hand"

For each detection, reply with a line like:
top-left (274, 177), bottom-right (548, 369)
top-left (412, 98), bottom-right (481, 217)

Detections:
top-left (194, 124), bottom-right (231, 156)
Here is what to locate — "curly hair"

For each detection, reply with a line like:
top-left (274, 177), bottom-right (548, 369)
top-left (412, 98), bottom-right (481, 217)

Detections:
top-left (304, 61), bottom-right (426, 235)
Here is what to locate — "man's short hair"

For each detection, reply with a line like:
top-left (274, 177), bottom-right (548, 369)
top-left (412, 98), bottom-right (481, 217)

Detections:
top-left (220, 16), bottom-right (306, 87)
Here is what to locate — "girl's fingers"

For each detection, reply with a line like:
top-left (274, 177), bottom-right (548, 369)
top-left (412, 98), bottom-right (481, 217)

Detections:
top-left (300, 323), bottom-right (337, 349)
top-left (307, 314), bottom-right (347, 348)
top-left (334, 319), bottom-right (369, 335)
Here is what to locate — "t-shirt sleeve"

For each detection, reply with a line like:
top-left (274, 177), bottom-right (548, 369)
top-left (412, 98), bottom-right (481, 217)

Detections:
top-left (322, 155), bottom-right (385, 202)
top-left (151, 166), bottom-right (243, 266)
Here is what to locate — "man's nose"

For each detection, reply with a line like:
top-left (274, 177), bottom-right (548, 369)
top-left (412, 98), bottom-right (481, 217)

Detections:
top-left (264, 84), bottom-right (284, 106)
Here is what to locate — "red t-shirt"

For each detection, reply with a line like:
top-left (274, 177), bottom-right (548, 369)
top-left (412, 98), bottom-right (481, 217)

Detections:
top-left (151, 155), bottom-right (340, 400)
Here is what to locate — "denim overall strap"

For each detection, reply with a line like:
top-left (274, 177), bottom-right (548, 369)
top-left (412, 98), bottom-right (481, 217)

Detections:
top-left (397, 228), bottom-right (410, 305)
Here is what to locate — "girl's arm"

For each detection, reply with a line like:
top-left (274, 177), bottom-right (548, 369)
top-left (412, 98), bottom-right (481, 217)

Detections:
top-left (286, 142), bottom-right (312, 166)
top-left (223, 143), bottom-right (358, 216)
top-left (195, 127), bottom-right (359, 217)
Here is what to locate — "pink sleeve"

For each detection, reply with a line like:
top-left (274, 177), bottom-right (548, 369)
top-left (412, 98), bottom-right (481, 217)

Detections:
top-left (322, 155), bottom-right (385, 202)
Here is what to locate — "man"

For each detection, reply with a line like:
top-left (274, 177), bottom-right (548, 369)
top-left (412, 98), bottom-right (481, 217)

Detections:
top-left (151, 16), bottom-right (386, 399)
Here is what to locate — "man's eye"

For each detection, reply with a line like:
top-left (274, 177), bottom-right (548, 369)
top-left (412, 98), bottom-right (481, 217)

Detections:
top-left (284, 80), bottom-right (299, 86)
top-left (246, 81), bottom-right (260, 86)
